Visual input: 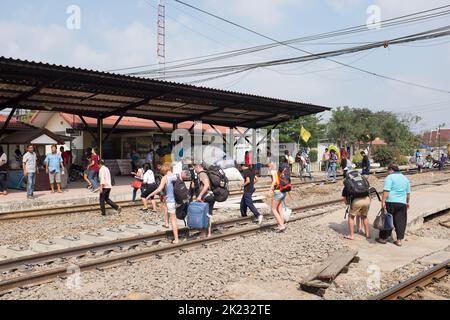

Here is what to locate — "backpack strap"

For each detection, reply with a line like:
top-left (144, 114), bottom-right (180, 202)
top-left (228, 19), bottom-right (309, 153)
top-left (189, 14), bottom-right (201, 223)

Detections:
top-left (344, 205), bottom-right (350, 220)
top-left (370, 187), bottom-right (382, 202)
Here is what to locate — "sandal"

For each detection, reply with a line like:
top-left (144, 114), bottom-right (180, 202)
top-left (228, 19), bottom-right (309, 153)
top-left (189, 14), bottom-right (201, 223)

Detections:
top-left (171, 240), bottom-right (179, 244)
top-left (344, 235), bottom-right (354, 240)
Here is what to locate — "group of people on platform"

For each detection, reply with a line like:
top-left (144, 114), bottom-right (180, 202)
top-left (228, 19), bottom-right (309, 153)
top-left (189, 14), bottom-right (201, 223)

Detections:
top-left (0, 139), bottom-right (444, 250)
top-left (322, 148), bottom-right (371, 182)
top-left (0, 144), bottom-right (72, 199)
top-left (415, 149), bottom-right (448, 173)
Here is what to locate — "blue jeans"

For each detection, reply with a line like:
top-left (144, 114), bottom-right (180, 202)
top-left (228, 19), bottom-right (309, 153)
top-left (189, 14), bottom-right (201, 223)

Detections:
top-left (132, 186), bottom-right (145, 202)
top-left (240, 190), bottom-right (260, 218)
top-left (88, 170), bottom-right (99, 189)
top-left (26, 172), bottom-right (36, 197)
top-left (328, 163), bottom-right (337, 181)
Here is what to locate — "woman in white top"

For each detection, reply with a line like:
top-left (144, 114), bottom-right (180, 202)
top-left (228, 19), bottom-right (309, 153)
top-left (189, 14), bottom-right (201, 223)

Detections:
top-left (140, 164), bottom-right (157, 213)
top-left (147, 162), bottom-right (179, 244)
top-left (131, 164), bottom-right (145, 202)
top-left (269, 162), bottom-right (287, 232)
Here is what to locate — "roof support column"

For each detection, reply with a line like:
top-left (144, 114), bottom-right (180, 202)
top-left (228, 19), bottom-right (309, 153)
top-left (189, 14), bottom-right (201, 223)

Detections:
top-left (97, 118), bottom-right (103, 159)
top-left (0, 108), bottom-right (16, 137)
top-left (102, 115), bottom-right (123, 145)
top-left (78, 115), bottom-right (98, 147)
top-left (227, 127), bottom-right (234, 161)
top-left (251, 128), bottom-right (257, 166)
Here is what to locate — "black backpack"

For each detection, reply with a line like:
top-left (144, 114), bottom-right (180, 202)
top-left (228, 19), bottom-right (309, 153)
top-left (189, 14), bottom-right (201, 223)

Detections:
top-left (344, 171), bottom-right (370, 199)
top-left (278, 163), bottom-right (292, 193)
top-left (175, 202), bottom-right (189, 222)
top-left (172, 174), bottom-right (190, 205)
top-left (204, 165), bottom-right (229, 202)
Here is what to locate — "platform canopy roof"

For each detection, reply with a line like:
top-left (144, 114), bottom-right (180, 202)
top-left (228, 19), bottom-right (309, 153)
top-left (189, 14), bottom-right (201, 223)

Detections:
top-left (0, 128), bottom-right (71, 145)
top-left (0, 57), bottom-right (330, 128)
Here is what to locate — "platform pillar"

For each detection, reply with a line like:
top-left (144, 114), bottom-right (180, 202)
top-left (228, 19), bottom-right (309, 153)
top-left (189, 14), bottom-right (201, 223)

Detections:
top-left (97, 118), bottom-right (103, 159)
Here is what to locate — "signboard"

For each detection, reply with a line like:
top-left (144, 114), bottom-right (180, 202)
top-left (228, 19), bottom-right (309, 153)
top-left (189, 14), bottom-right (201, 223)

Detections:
top-left (66, 128), bottom-right (81, 136)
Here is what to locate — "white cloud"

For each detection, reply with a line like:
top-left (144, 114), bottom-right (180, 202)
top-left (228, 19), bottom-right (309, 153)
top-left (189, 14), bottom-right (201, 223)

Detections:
top-left (0, 21), bottom-right (157, 71)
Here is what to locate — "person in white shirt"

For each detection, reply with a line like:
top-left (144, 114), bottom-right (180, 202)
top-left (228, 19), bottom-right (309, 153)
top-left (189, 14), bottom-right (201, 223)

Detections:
top-left (0, 146), bottom-right (8, 195)
top-left (140, 164), bottom-right (157, 213)
top-left (98, 159), bottom-right (122, 216)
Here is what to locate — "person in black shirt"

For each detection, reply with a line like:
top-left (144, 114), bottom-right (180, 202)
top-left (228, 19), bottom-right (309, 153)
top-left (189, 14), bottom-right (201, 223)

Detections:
top-left (240, 164), bottom-right (263, 225)
top-left (361, 151), bottom-right (370, 175)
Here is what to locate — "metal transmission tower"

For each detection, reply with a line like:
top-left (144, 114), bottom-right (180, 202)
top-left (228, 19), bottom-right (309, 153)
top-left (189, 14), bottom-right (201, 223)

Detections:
top-left (157, 0), bottom-right (166, 79)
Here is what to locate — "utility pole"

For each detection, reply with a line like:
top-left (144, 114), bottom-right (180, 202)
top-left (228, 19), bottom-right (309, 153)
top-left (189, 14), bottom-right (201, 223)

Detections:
top-left (157, 0), bottom-right (166, 79)
top-left (437, 123), bottom-right (446, 158)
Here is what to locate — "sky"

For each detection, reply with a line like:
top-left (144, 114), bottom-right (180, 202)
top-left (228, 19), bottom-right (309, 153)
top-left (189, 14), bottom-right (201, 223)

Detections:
top-left (0, 0), bottom-right (449, 132)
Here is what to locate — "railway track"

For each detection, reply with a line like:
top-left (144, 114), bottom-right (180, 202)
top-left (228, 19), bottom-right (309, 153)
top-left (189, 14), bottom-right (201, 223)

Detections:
top-left (0, 175), bottom-right (448, 295)
top-left (0, 200), bottom-right (344, 294)
top-left (370, 260), bottom-right (450, 300)
top-left (0, 167), bottom-right (445, 221)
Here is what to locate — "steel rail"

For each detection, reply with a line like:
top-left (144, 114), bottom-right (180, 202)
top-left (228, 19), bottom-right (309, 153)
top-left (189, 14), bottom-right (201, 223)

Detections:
top-left (0, 199), bottom-right (342, 272)
top-left (1, 175), bottom-right (448, 294)
top-left (0, 201), bottom-right (342, 293)
top-left (1, 167), bottom-right (445, 221)
top-left (369, 259), bottom-right (450, 300)
top-left (0, 177), bottom-right (448, 272)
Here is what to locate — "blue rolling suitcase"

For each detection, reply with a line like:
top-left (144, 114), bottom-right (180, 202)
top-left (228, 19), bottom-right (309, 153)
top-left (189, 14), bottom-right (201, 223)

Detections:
top-left (187, 202), bottom-right (210, 229)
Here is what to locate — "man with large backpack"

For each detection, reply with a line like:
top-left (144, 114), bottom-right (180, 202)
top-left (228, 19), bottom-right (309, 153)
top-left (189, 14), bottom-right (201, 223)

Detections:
top-left (192, 163), bottom-right (217, 238)
top-left (341, 170), bottom-right (373, 240)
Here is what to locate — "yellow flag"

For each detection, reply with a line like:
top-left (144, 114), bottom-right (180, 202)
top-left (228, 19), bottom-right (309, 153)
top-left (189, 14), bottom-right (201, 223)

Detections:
top-left (300, 126), bottom-right (311, 143)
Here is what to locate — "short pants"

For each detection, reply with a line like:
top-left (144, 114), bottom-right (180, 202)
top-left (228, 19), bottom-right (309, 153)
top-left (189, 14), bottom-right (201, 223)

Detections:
top-left (274, 191), bottom-right (287, 201)
top-left (166, 202), bottom-right (176, 214)
top-left (348, 196), bottom-right (371, 217)
top-left (49, 172), bottom-right (61, 184)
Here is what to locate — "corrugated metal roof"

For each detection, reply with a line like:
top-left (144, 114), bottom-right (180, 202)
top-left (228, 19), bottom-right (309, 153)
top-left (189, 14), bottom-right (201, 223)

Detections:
top-left (0, 56), bottom-right (330, 128)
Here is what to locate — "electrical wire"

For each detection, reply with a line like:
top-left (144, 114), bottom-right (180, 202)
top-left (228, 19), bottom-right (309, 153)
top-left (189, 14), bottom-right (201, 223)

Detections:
top-left (110, 3), bottom-right (450, 74)
top-left (171, 1), bottom-right (450, 93)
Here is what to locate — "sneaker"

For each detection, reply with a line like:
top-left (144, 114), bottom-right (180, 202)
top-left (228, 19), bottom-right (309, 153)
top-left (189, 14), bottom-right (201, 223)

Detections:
top-left (93, 188), bottom-right (100, 193)
top-left (257, 214), bottom-right (264, 225)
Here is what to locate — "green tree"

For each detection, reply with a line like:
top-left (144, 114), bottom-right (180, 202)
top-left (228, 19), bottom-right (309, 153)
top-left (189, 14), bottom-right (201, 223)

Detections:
top-left (277, 115), bottom-right (325, 147)
top-left (327, 106), bottom-right (358, 147)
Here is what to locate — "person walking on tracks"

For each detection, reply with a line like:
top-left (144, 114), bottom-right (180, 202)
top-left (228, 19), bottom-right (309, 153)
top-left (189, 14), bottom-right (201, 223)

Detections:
top-left (361, 151), bottom-right (371, 175)
top-left (375, 163), bottom-right (411, 247)
top-left (44, 145), bottom-right (65, 194)
top-left (193, 163), bottom-right (215, 238)
top-left (269, 161), bottom-right (288, 232)
top-left (22, 144), bottom-right (39, 199)
top-left (342, 171), bottom-right (373, 240)
top-left (328, 149), bottom-right (338, 183)
top-left (240, 164), bottom-right (263, 225)
top-left (87, 147), bottom-right (100, 192)
top-left (322, 148), bottom-right (330, 174)
top-left (140, 164), bottom-right (158, 214)
top-left (99, 160), bottom-right (122, 216)
top-left (146, 162), bottom-right (179, 244)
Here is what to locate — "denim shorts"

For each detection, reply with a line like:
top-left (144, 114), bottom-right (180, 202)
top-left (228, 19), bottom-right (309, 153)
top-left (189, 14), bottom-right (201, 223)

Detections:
top-left (166, 202), bottom-right (176, 214)
top-left (274, 191), bottom-right (286, 201)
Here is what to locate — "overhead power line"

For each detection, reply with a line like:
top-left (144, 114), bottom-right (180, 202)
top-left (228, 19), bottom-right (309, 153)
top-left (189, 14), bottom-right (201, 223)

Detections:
top-left (132, 25), bottom-right (450, 94)
top-left (171, 0), bottom-right (450, 93)
top-left (109, 4), bottom-right (450, 73)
